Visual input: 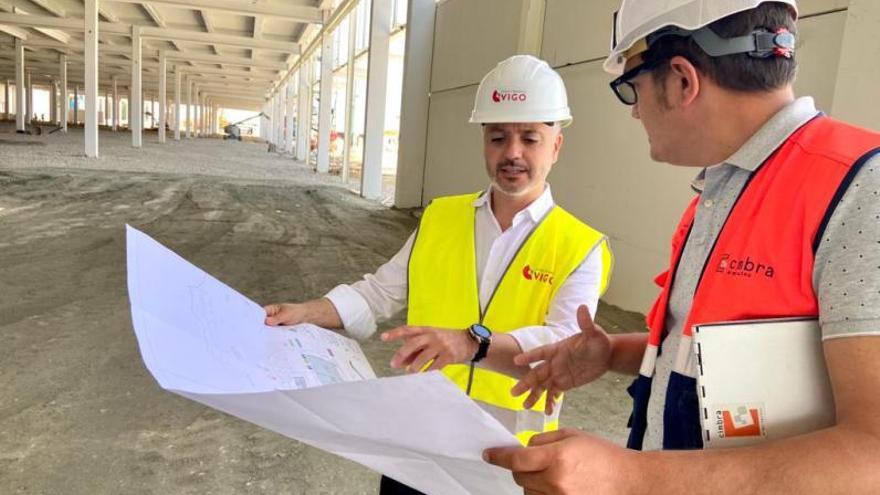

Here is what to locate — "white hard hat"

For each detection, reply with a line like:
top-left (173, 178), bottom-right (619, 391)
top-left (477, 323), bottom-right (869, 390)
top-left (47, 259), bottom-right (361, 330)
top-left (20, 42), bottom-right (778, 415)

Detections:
top-left (470, 55), bottom-right (573, 128)
top-left (604, 0), bottom-right (799, 75)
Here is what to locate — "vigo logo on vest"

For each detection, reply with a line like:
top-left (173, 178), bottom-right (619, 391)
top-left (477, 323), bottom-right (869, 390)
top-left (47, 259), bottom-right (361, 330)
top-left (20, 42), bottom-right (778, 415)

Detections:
top-left (522, 265), bottom-right (554, 285)
top-left (716, 254), bottom-right (775, 278)
top-left (492, 89), bottom-right (528, 103)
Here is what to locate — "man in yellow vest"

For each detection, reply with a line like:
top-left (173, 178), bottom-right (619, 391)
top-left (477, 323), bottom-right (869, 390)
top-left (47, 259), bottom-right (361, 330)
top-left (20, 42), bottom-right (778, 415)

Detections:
top-left (264, 54), bottom-right (612, 494)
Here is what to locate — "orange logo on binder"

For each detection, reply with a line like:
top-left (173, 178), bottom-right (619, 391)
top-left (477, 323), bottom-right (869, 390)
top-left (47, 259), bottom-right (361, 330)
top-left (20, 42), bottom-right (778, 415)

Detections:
top-left (720, 406), bottom-right (763, 438)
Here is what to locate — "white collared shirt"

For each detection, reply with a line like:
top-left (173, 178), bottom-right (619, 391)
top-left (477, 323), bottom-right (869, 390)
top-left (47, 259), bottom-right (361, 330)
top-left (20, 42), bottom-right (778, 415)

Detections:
top-left (325, 185), bottom-right (605, 352)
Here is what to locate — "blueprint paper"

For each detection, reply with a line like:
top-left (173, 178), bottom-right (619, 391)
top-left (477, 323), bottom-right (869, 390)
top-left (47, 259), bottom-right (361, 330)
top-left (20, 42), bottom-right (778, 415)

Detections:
top-left (125, 225), bottom-right (520, 495)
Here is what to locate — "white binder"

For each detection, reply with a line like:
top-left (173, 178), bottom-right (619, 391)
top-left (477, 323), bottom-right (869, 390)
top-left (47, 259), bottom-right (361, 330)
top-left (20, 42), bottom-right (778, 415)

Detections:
top-left (692, 318), bottom-right (836, 449)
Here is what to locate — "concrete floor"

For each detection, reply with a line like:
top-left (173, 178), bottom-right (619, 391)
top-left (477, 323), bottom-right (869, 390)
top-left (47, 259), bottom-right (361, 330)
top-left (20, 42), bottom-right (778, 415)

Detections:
top-left (0, 125), bottom-right (642, 494)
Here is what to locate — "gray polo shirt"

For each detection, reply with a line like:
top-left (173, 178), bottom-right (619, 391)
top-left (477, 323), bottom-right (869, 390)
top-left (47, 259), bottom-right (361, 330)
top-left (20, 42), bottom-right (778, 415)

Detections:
top-left (643, 97), bottom-right (880, 451)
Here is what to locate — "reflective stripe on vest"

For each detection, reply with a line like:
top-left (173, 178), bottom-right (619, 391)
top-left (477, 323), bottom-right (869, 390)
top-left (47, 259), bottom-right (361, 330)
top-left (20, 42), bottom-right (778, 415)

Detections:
top-left (627, 116), bottom-right (880, 450)
top-left (408, 192), bottom-right (612, 445)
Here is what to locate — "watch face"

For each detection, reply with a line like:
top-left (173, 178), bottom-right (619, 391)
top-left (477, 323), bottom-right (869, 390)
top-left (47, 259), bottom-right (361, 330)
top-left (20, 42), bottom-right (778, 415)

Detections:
top-left (471, 324), bottom-right (491, 339)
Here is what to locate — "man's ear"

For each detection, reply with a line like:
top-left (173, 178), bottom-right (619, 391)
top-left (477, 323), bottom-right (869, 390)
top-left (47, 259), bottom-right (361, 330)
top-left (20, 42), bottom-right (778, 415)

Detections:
top-left (667, 55), bottom-right (701, 107)
top-left (552, 130), bottom-right (564, 164)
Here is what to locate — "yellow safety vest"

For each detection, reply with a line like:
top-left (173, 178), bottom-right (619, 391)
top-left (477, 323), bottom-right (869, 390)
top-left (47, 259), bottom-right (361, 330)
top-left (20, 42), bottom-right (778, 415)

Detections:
top-left (408, 192), bottom-right (612, 444)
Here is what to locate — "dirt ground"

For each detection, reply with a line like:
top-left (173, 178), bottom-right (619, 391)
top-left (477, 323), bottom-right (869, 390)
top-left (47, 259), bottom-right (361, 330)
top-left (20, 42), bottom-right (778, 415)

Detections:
top-left (0, 126), bottom-right (643, 494)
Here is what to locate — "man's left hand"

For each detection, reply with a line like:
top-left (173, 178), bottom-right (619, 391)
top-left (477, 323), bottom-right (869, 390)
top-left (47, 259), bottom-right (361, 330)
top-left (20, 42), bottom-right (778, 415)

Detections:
top-left (483, 428), bottom-right (635, 495)
top-left (381, 326), bottom-right (478, 372)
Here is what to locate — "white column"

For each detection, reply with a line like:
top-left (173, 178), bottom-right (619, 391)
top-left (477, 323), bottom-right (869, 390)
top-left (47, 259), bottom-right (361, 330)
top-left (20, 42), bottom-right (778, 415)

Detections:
top-left (158, 51), bottom-right (166, 143)
top-left (195, 90), bottom-right (201, 137)
top-left (317, 28), bottom-right (334, 173)
top-left (3, 80), bottom-right (9, 121)
top-left (50, 80), bottom-right (57, 124)
top-left (361, 0), bottom-right (393, 199)
top-left (296, 70), bottom-right (310, 161)
top-left (84, 0), bottom-right (99, 157)
top-left (174, 70), bottom-right (181, 140)
top-left (26, 72), bottom-right (32, 123)
top-left (60, 54), bottom-right (68, 132)
top-left (186, 80), bottom-right (192, 138)
top-left (285, 81), bottom-right (295, 154)
top-left (131, 25), bottom-right (143, 147)
top-left (277, 92), bottom-right (285, 149)
top-left (200, 92), bottom-right (206, 137)
top-left (395, 0), bottom-right (436, 207)
top-left (341, 15), bottom-right (357, 182)
top-left (15, 39), bottom-right (25, 131)
top-left (73, 86), bottom-right (79, 125)
top-left (112, 77), bottom-right (118, 131)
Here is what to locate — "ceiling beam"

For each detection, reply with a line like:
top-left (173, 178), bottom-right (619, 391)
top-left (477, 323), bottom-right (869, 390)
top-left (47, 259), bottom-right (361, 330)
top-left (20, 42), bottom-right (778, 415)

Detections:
top-left (10, 5), bottom-right (70, 43)
top-left (105, 0), bottom-right (323, 24)
top-left (140, 26), bottom-right (298, 53)
top-left (0, 13), bottom-right (299, 53)
top-left (25, 0), bottom-right (66, 17)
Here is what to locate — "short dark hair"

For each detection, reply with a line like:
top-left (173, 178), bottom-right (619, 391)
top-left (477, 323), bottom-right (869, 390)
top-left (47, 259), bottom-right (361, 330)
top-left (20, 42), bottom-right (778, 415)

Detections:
top-left (642, 2), bottom-right (798, 92)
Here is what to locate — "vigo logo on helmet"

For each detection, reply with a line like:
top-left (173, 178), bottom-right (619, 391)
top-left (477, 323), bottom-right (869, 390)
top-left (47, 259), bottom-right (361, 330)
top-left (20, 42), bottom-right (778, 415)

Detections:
top-left (492, 89), bottom-right (527, 103)
top-left (522, 265), bottom-right (553, 285)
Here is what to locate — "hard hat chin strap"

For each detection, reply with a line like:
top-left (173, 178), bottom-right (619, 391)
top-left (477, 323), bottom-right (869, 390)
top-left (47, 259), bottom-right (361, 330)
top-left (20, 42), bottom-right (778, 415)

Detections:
top-left (647, 26), bottom-right (796, 59)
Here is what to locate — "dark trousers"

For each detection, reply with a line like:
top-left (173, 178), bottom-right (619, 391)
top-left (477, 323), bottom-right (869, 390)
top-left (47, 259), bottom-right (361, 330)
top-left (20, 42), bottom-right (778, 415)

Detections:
top-left (379, 475), bottom-right (426, 495)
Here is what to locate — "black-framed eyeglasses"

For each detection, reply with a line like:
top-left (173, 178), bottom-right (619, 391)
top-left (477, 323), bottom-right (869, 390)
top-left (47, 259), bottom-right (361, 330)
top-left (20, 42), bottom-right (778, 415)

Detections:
top-left (609, 58), bottom-right (663, 106)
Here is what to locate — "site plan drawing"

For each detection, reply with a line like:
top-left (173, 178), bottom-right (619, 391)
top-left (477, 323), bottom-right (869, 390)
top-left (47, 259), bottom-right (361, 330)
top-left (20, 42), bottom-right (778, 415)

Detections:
top-left (125, 225), bottom-right (521, 495)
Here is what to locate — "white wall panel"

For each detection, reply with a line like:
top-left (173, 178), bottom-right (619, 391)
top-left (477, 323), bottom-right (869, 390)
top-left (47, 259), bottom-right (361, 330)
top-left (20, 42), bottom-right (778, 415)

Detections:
top-left (422, 85), bottom-right (487, 202)
top-left (541, 0), bottom-right (618, 67)
top-left (431, 0), bottom-right (522, 92)
top-left (793, 10), bottom-right (847, 111)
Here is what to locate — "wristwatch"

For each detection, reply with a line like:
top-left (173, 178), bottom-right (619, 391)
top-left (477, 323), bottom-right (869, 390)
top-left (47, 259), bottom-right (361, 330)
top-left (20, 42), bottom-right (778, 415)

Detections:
top-left (467, 324), bottom-right (492, 363)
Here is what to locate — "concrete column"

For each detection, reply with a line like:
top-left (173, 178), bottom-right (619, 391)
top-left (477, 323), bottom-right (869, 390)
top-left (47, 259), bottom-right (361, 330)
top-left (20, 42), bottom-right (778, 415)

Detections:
top-left (268, 93), bottom-right (276, 146)
top-left (158, 52), bottom-right (166, 142)
top-left (60, 54), bottom-right (68, 132)
top-left (174, 73), bottom-right (181, 139)
top-left (186, 80), bottom-right (192, 138)
top-left (112, 77), bottom-right (118, 131)
top-left (200, 93), bottom-right (206, 137)
top-left (3, 80), bottom-right (8, 121)
top-left (73, 86), bottom-right (79, 125)
top-left (104, 91), bottom-right (110, 126)
top-left (195, 90), bottom-right (201, 137)
top-left (131, 25), bottom-right (143, 148)
top-left (276, 89), bottom-right (285, 149)
top-left (316, 27), bottom-right (334, 173)
top-left (285, 81), bottom-right (296, 154)
top-left (341, 15), bottom-right (357, 182)
top-left (49, 79), bottom-right (58, 124)
top-left (361, 0), bottom-right (393, 200)
top-left (296, 70), bottom-right (310, 161)
top-left (394, 0), bottom-right (436, 207)
top-left (26, 72), bottom-right (32, 123)
top-left (84, 0), bottom-right (99, 157)
top-left (50, 80), bottom-right (57, 123)
top-left (174, 70), bottom-right (181, 140)
top-left (15, 38), bottom-right (25, 131)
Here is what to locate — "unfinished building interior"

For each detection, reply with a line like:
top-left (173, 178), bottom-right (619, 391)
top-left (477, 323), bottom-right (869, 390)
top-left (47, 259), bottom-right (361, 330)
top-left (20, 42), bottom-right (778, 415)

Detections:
top-left (2, 0), bottom-right (879, 493)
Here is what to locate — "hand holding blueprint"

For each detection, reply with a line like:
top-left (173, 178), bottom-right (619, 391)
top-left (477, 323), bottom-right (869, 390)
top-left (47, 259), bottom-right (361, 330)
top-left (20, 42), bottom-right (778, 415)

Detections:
top-left (125, 225), bottom-right (521, 495)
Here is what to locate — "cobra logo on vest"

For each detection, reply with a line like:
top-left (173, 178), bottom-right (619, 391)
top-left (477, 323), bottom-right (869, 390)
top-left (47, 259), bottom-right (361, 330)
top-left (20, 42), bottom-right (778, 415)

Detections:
top-left (712, 404), bottom-right (765, 439)
top-left (492, 89), bottom-right (527, 103)
top-left (522, 265), bottom-right (554, 285)
top-left (716, 254), bottom-right (775, 278)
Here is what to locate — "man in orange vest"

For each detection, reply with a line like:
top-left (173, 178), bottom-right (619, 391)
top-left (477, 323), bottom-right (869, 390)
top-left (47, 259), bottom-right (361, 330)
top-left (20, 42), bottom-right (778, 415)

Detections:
top-left (484, 1), bottom-right (880, 493)
top-left (263, 55), bottom-right (611, 494)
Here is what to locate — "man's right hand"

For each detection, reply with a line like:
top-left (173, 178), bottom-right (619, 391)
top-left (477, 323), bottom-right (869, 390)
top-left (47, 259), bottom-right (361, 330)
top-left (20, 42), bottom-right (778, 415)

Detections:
top-left (264, 303), bottom-right (307, 326)
top-left (511, 305), bottom-right (612, 415)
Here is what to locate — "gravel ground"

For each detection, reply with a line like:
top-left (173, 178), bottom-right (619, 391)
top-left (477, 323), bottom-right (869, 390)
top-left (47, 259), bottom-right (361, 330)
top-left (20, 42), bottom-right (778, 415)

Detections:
top-left (0, 123), bottom-right (640, 494)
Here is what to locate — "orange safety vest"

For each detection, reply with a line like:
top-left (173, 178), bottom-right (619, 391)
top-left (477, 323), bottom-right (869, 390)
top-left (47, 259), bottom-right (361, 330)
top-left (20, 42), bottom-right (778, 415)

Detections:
top-left (627, 116), bottom-right (880, 450)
